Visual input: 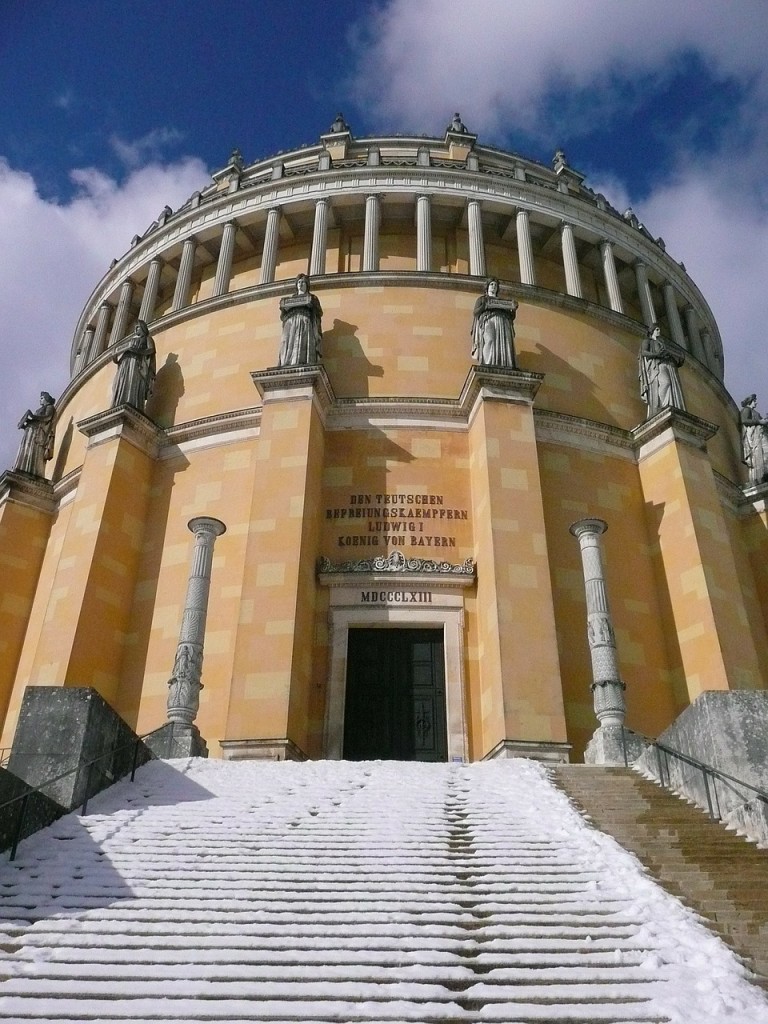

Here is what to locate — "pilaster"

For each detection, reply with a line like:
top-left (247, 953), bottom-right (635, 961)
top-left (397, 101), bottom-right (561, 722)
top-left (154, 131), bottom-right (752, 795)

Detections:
top-left (225, 365), bottom-right (333, 751)
top-left (462, 365), bottom-right (567, 757)
top-left (634, 408), bottom-right (766, 699)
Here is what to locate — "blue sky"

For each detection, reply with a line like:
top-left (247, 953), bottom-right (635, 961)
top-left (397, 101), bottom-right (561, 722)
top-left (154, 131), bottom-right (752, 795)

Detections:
top-left (1, 0), bottom-right (767, 468)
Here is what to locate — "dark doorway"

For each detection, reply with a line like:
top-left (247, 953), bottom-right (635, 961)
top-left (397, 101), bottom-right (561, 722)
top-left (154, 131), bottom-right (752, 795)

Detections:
top-left (343, 628), bottom-right (447, 761)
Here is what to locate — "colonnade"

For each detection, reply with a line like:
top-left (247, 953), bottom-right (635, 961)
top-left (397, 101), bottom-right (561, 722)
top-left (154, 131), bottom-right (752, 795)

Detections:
top-left (73, 190), bottom-right (712, 376)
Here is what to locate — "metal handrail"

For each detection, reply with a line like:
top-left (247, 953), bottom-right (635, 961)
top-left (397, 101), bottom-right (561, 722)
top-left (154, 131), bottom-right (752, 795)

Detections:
top-left (1, 724), bottom-right (167, 860)
top-left (643, 738), bottom-right (768, 823)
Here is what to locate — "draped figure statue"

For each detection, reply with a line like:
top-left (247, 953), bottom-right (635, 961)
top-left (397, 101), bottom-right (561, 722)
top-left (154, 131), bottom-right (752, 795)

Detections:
top-left (13, 392), bottom-right (56, 477)
top-left (111, 320), bottom-right (156, 412)
top-left (740, 394), bottom-right (768, 486)
top-left (471, 279), bottom-right (518, 368)
top-left (638, 325), bottom-right (685, 418)
top-left (278, 274), bottom-right (323, 366)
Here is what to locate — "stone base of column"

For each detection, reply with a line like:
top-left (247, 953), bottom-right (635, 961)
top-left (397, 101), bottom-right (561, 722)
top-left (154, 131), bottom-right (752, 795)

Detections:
top-left (144, 722), bottom-right (208, 760)
top-left (482, 738), bottom-right (571, 763)
top-left (584, 725), bottom-right (648, 766)
top-left (219, 738), bottom-right (308, 762)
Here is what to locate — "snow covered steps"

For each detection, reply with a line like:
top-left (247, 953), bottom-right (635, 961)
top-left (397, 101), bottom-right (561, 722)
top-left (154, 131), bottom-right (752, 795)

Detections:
top-left (0, 757), bottom-right (766, 1022)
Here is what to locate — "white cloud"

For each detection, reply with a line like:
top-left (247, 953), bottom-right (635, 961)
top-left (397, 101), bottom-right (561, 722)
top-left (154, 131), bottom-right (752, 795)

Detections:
top-left (348, 0), bottom-right (768, 409)
top-left (0, 155), bottom-right (208, 471)
top-left (110, 127), bottom-right (185, 168)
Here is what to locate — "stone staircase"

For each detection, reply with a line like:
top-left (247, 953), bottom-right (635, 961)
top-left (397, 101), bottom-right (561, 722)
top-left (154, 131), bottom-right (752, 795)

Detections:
top-left (0, 758), bottom-right (765, 1023)
top-left (549, 764), bottom-right (768, 984)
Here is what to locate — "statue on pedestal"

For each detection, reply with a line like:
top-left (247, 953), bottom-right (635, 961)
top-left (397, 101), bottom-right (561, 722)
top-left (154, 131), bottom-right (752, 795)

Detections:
top-left (638, 325), bottom-right (685, 418)
top-left (471, 278), bottom-right (518, 368)
top-left (111, 320), bottom-right (156, 412)
top-left (740, 394), bottom-right (768, 486)
top-left (13, 392), bottom-right (56, 477)
top-left (278, 274), bottom-right (323, 366)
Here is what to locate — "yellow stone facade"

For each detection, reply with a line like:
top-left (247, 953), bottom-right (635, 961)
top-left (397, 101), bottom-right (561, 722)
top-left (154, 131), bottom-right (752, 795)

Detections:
top-left (1, 122), bottom-right (765, 762)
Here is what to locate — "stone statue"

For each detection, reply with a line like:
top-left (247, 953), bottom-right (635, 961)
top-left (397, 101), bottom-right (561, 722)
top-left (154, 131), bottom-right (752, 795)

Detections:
top-left (471, 279), bottom-right (518, 368)
top-left (638, 325), bottom-right (685, 418)
top-left (553, 149), bottom-right (568, 172)
top-left (740, 394), bottom-right (768, 486)
top-left (278, 274), bottom-right (323, 366)
top-left (448, 112), bottom-right (468, 134)
top-left (13, 392), bottom-right (56, 477)
top-left (228, 147), bottom-right (244, 171)
top-left (111, 320), bottom-right (157, 412)
top-left (329, 113), bottom-right (349, 134)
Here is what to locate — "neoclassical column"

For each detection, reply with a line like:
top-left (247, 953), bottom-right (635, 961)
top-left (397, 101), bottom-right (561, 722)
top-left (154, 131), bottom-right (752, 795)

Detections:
top-left (416, 194), bottom-right (432, 272)
top-left (109, 280), bottom-right (134, 347)
top-left (138, 258), bottom-right (163, 323)
top-left (560, 222), bottom-right (582, 298)
top-left (362, 194), bottom-right (381, 272)
top-left (74, 326), bottom-right (95, 374)
top-left (309, 198), bottom-right (330, 277)
top-left (167, 516), bottom-right (227, 725)
top-left (663, 282), bottom-right (687, 349)
top-left (172, 237), bottom-right (197, 311)
top-left (91, 302), bottom-right (112, 358)
top-left (516, 208), bottom-right (535, 286)
top-left (569, 518), bottom-right (626, 728)
top-left (683, 305), bottom-right (705, 362)
top-left (467, 199), bottom-right (486, 277)
top-left (634, 261), bottom-right (656, 327)
top-left (600, 240), bottom-right (623, 314)
top-left (213, 220), bottom-right (238, 297)
top-left (260, 208), bottom-right (281, 284)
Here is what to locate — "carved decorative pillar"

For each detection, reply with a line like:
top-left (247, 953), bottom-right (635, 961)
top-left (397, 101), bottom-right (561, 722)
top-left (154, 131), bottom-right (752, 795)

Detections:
top-left (213, 221), bottom-right (237, 297)
top-left (363, 194), bottom-right (381, 272)
top-left (560, 222), bottom-right (582, 298)
top-left (683, 305), bottom-right (705, 362)
top-left (416, 195), bottom-right (432, 272)
top-left (663, 282), bottom-right (687, 349)
top-left (467, 199), bottom-right (485, 277)
top-left (600, 240), bottom-right (623, 313)
top-left (260, 208), bottom-right (281, 284)
top-left (634, 261), bottom-right (656, 327)
top-left (167, 516), bottom-right (227, 725)
top-left (139, 259), bottom-right (163, 323)
top-left (109, 280), bottom-right (134, 347)
top-left (309, 198), bottom-right (329, 277)
top-left (569, 518), bottom-right (626, 728)
top-left (516, 208), bottom-right (535, 285)
top-left (172, 237), bottom-right (197, 311)
top-left (91, 302), bottom-right (112, 358)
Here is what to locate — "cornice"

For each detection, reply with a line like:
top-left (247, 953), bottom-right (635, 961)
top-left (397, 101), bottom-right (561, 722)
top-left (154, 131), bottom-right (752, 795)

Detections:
top-left (534, 409), bottom-right (635, 461)
top-left (0, 470), bottom-right (56, 515)
top-left (632, 407), bottom-right (719, 460)
top-left (78, 405), bottom-right (167, 458)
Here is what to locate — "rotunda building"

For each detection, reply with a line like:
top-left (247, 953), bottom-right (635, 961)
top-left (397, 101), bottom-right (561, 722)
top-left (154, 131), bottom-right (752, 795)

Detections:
top-left (1, 116), bottom-right (766, 763)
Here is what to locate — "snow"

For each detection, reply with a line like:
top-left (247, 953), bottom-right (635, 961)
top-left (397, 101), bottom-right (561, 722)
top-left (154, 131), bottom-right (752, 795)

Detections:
top-left (0, 756), bottom-right (765, 1022)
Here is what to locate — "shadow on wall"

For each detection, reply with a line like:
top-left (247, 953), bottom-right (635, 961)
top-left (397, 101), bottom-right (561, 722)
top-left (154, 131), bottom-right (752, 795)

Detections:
top-left (322, 320), bottom-right (384, 398)
top-left (146, 352), bottom-right (185, 428)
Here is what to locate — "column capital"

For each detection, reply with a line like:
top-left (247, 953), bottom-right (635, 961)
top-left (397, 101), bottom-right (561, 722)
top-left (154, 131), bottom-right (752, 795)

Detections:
top-left (569, 517), bottom-right (608, 539)
top-left (188, 515), bottom-right (227, 539)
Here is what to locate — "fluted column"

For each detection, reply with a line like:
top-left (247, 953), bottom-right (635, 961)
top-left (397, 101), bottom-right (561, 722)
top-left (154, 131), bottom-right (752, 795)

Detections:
top-left (467, 199), bottom-right (485, 277)
top-left (560, 222), bottom-right (582, 298)
top-left (309, 198), bottom-right (330, 276)
top-left (260, 208), bottom-right (281, 284)
top-left (634, 261), bottom-right (656, 327)
top-left (138, 258), bottom-right (163, 323)
top-left (416, 195), bottom-right (432, 272)
top-left (600, 240), bottom-right (623, 313)
top-left (172, 237), bottom-right (197, 311)
top-left (109, 280), bottom-right (134, 347)
top-left (663, 282), bottom-right (687, 349)
top-left (73, 327), bottom-right (96, 374)
top-left (569, 518), bottom-right (626, 728)
top-left (213, 221), bottom-right (237, 297)
top-left (91, 302), bottom-right (112, 358)
top-left (516, 208), bottom-right (535, 285)
top-left (683, 305), bottom-right (705, 362)
top-left (363, 194), bottom-right (381, 272)
top-left (167, 516), bottom-right (227, 725)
